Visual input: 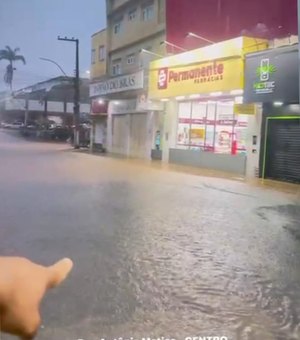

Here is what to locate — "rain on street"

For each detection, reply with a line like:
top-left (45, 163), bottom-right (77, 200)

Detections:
top-left (0, 130), bottom-right (299, 340)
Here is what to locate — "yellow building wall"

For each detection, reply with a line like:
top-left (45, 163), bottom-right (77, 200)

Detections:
top-left (91, 29), bottom-right (107, 81)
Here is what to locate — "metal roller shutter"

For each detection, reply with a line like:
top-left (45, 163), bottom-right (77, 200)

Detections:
top-left (112, 115), bottom-right (128, 156)
top-left (129, 113), bottom-right (148, 159)
top-left (265, 118), bottom-right (300, 183)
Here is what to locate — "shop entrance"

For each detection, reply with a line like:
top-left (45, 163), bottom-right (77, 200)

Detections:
top-left (264, 117), bottom-right (300, 183)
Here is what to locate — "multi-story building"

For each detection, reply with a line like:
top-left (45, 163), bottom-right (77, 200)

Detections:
top-left (90, 29), bottom-right (108, 152)
top-left (90, 0), bottom-right (166, 158)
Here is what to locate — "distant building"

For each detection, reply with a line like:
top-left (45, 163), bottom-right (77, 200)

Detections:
top-left (0, 76), bottom-right (90, 126)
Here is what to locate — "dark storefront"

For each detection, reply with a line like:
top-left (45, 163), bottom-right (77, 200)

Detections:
top-left (245, 45), bottom-right (300, 183)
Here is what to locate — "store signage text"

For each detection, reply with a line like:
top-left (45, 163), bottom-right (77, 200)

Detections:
top-left (90, 71), bottom-right (144, 97)
top-left (253, 58), bottom-right (277, 95)
top-left (149, 58), bottom-right (243, 99)
top-left (158, 61), bottom-right (224, 90)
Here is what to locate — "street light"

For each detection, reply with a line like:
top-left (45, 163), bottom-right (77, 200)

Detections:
top-left (160, 40), bottom-right (187, 52)
top-left (140, 49), bottom-right (163, 58)
top-left (58, 36), bottom-right (80, 149)
top-left (39, 57), bottom-right (67, 76)
top-left (187, 32), bottom-right (215, 44)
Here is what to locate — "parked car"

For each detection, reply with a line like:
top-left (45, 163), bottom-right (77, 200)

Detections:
top-left (48, 126), bottom-right (71, 141)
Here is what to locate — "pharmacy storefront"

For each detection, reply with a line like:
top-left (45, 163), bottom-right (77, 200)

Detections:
top-left (148, 37), bottom-right (267, 175)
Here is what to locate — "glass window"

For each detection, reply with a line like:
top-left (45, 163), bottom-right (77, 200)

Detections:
top-left (99, 46), bottom-right (106, 61)
top-left (91, 49), bottom-right (96, 64)
top-left (113, 21), bottom-right (122, 34)
top-left (142, 3), bottom-right (154, 21)
top-left (127, 53), bottom-right (135, 65)
top-left (177, 102), bottom-right (192, 149)
top-left (176, 100), bottom-right (247, 154)
top-left (235, 114), bottom-right (249, 153)
top-left (214, 101), bottom-right (235, 154)
top-left (204, 102), bottom-right (217, 152)
top-left (190, 102), bottom-right (207, 149)
top-left (112, 59), bottom-right (121, 75)
top-left (128, 8), bottom-right (137, 21)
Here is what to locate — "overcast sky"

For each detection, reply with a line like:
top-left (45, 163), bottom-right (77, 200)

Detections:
top-left (0, 0), bottom-right (106, 92)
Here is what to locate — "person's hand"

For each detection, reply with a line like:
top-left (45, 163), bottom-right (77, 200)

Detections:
top-left (0, 256), bottom-right (73, 339)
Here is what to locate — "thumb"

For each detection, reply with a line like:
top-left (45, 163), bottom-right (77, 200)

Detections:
top-left (47, 258), bottom-right (73, 289)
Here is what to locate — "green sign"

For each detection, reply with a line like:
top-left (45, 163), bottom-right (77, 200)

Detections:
top-left (253, 58), bottom-right (277, 94)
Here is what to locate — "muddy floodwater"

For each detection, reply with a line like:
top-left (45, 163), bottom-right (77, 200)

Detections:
top-left (0, 130), bottom-right (299, 340)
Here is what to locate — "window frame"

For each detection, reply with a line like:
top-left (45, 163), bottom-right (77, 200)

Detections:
top-left (127, 53), bottom-right (136, 65)
top-left (112, 59), bottom-right (122, 76)
top-left (142, 3), bottom-right (154, 21)
top-left (98, 45), bottom-right (106, 61)
top-left (113, 21), bottom-right (122, 34)
top-left (128, 8), bottom-right (137, 21)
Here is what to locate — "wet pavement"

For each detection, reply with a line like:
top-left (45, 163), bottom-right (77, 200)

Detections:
top-left (0, 130), bottom-right (300, 340)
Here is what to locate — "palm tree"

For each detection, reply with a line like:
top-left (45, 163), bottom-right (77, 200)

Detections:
top-left (0, 46), bottom-right (26, 91)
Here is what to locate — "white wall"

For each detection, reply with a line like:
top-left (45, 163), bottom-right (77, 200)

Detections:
top-left (47, 101), bottom-right (64, 113)
top-left (66, 103), bottom-right (91, 113)
top-left (5, 99), bottom-right (26, 111)
top-left (245, 105), bottom-right (262, 178)
top-left (162, 100), bottom-right (178, 162)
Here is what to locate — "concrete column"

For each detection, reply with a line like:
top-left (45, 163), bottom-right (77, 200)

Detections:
top-left (24, 95), bottom-right (29, 126)
top-left (90, 118), bottom-right (95, 152)
top-left (162, 100), bottom-right (178, 163)
top-left (126, 113), bottom-right (131, 157)
top-left (43, 97), bottom-right (48, 122)
top-left (146, 111), bottom-right (154, 160)
top-left (107, 113), bottom-right (113, 152)
top-left (245, 104), bottom-right (263, 178)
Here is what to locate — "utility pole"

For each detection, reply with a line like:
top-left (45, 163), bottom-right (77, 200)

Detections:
top-left (58, 36), bottom-right (80, 149)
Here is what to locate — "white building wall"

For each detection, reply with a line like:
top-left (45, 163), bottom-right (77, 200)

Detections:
top-left (162, 100), bottom-right (178, 163)
top-left (245, 105), bottom-right (263, 178)
top-left (66, 103), bottom-right (91, 113)
top-left (47, 101), bottom-right (64, 113)
top-left (5, 99), bottom-right (26, 111)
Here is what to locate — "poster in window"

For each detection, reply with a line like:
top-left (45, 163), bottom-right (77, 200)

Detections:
top-left (190, 101), bottom-right (206, 148)
top-left (177, 102), bottom-right (192, 148)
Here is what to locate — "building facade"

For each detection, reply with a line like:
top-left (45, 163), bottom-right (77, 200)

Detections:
top-left (90, 29), bottom-right (109, 151)
top-left (90, 0), bottom-right (166, 158)
top-left (148, 37), bottom-right (268, 176)
top-left (1, 77), bottom-right (90, 127)
top-left (244, 45), bottom-right (300, 183)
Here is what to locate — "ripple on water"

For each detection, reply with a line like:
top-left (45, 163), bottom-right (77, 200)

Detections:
top-left (122, 211), bottom-right (300, 340)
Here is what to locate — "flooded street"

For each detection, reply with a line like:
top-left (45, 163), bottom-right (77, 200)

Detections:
top-left (0, 131), bottom-right (299, 340)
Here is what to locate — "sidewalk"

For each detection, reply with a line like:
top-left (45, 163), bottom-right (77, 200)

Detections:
top-left (73, 148), bottom-right (300, 196)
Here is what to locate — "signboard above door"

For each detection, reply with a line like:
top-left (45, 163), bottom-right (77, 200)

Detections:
top-left (244, 45), bottom-right (299, 104)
